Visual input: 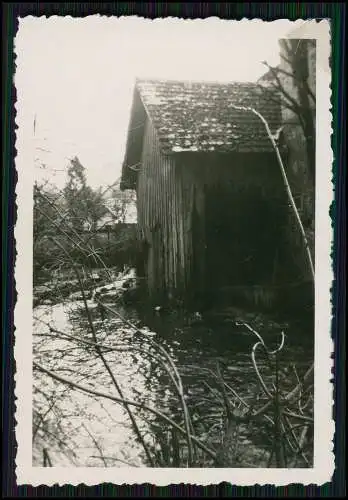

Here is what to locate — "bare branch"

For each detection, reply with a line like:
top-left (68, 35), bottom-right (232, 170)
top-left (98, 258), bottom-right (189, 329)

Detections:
top-left (82, 423), bottom-right (108, 467)
top-left (89, 456), bottom-right (139, 467)
top-left (97, 299), bottom-right (195, 465)
top-left (43, 448), bottom-right (53, 467)
top-left (33, 362), bottom-right (216, 460)
top-left (264, 65), bottom-right (304, 113)
top-left (262, 60), bottom-right (316, 106)
top-left (251, 342), bottom-right (273, 399)
top-left (49, 236), bottom-right (155, 467)
top-left (255, 84), bottom-right (302, 118)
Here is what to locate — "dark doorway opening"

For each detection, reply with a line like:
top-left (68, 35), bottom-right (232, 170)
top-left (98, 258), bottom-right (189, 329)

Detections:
top-left (204, 178), bottom-right (287, 293)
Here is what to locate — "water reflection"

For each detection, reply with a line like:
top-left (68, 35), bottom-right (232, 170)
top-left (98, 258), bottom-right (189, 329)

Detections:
top-left (33, 293), bottom-right (314, 468)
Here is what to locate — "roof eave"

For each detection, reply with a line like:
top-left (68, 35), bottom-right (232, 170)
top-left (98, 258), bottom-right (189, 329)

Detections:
top-left (120, 84), bottom-right (147, 191)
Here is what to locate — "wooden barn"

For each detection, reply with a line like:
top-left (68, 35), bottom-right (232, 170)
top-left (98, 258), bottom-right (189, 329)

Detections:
top-left (120, 78), bottom-right (303, 310)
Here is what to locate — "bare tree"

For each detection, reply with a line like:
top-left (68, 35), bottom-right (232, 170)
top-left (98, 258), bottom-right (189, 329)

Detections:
top-left (258, 39), bottom-right (316, 185)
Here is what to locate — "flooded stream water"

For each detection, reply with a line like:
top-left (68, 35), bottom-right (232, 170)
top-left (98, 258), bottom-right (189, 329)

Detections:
top-left (33, 269), bottom-right (314, 468)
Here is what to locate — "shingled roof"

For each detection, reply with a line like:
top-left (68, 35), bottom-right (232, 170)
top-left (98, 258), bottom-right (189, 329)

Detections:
top-left (121, 78), bottom-right (282, 188)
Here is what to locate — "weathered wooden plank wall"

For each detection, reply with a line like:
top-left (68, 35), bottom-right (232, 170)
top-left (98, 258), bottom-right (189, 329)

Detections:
top-left (136, 119), bottom-right (298, 308)
top-left (136, 113), bottom-right (310, 313)
top-left (136, 117), bottom-right (203, 305)
top-left (187, 152), bottom-right (294, 289)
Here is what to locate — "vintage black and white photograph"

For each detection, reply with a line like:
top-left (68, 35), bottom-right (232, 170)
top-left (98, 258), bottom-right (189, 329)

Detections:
top-left (14, 17), bottom-right (333, 485)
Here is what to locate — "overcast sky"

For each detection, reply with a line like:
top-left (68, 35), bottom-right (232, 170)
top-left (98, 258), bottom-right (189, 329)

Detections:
top-left (15, 17), bottom-right (298, 190)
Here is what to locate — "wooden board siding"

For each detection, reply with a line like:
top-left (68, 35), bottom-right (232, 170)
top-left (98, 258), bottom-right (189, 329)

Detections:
top-left (136, 118), bottom-right (205, 305)
top-left (136, 119), bottom-right (301, 307)
top-left (187, 152), bottom-right (295, 289)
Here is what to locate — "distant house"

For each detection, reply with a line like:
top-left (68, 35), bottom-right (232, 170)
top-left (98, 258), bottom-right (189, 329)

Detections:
top-left (120, 78), bottom-right (305, 309)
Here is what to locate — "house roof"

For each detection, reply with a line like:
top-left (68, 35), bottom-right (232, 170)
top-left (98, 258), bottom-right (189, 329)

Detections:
top-left (138, 78), bottom-right (280, 153)
top-left (121, 78), bottom-right (282, 189)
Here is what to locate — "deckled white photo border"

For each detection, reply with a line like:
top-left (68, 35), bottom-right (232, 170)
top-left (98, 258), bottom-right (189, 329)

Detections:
top-left (14, 17), bottom-right (334, 486)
